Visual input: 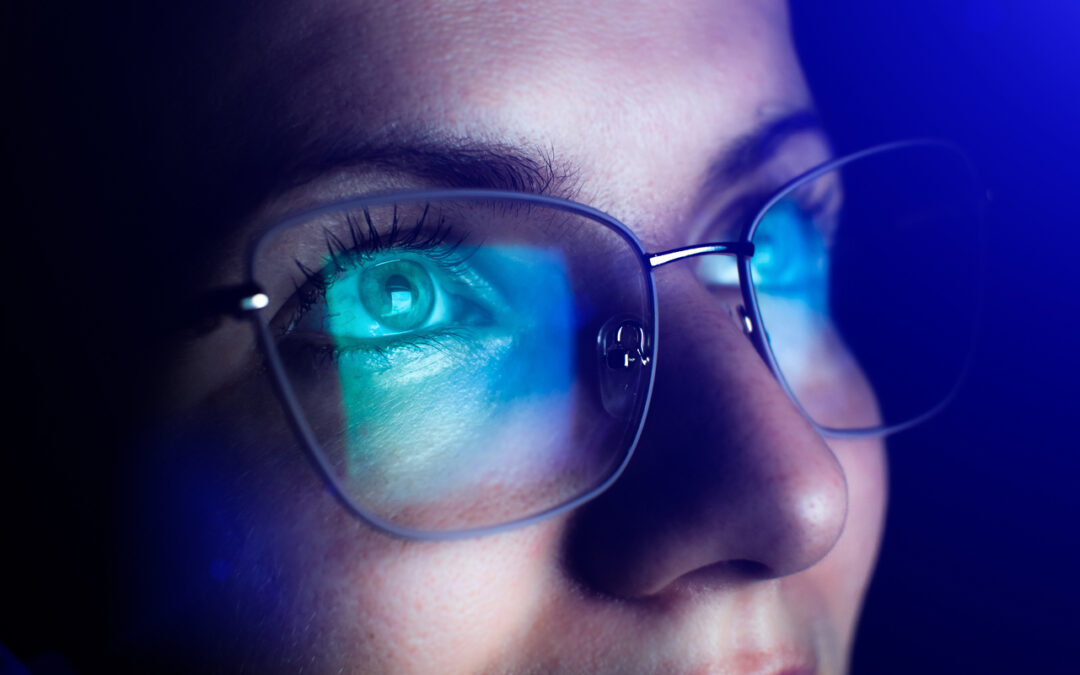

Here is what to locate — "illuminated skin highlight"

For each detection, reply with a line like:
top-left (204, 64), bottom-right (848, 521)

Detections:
top-left (149, 0), bottom-right (889, 672)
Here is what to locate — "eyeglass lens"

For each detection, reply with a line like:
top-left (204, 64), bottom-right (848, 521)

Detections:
top-left (253, 197), bottom-right (654, 532)
top-left (253, 143), bottom-right (982, 533)
top-left (747, 143), bottom-right (982, 432)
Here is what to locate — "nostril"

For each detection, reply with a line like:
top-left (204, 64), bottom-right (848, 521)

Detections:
top-left (727, 559), bottom-right (771, 579)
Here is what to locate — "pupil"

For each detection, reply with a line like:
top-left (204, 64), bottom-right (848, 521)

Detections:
top-left (356, 259), bottom-right (434, 332)
top-left (385, 274), bottom-right (412, 294)
top-left (383, 274), bottom-right (415, 316)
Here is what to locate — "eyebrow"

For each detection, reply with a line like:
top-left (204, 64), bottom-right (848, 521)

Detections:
top-left (284, 135), bottom-right (583, 200)
top-left (704, 109), bottom-right (823, 186)
top-left (273, 110), bottom-right (822, 207)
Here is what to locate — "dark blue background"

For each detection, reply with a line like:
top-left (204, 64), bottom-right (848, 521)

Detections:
top-left (792, 1), bottom-right (1080, 672)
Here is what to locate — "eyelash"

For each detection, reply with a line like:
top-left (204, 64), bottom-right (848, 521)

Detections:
top-left (286, 204), bottom-right (471, 329)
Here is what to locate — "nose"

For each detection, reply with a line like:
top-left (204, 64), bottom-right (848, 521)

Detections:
top-left (564, 265), bottom-right (849, 597)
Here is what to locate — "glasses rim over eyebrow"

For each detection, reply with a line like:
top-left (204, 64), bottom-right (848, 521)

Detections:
top-left (199, 138), bottom-right (986, 541)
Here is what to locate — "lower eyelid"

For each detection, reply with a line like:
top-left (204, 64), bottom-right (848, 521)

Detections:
top-left (301, 326), bottom-right (481, 367)
top-left (339, 328), bottom-right (507, 380)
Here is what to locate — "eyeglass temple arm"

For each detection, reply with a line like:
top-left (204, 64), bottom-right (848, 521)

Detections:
top-left (647, 241), bottom-right (754, 268)
top-left (181, 283), bottom-right (269, 335)
top-left (184, 242), bottom-right (753, 332)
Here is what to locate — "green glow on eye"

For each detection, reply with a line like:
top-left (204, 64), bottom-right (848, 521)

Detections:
top-left (321, 255), bottom-right (452, 340)
top-left (324, 245), bottom-right (577, 500)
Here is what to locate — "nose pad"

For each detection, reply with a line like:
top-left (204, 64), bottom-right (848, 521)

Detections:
top-left (737, 304), bottom-right (753, 336)
top-left (737, 303), bottom-right (776, 366)
top-left (597, 315), bottom-right (652, 418)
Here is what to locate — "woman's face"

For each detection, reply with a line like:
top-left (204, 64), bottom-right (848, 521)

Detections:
top-left (148, 0), bottom-right (887, 672)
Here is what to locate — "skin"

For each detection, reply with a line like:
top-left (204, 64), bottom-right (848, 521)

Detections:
top-left (132, 0), bottom-right (888, 672)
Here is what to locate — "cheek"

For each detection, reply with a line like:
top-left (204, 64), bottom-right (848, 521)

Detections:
top-left (299, 520), bottom-right (561, 672)
top-left (757, 300), bottom-right (883, 431)
top-left (355, 540), bottom-right (549, 668)
top-left (164, 374), bottom-right (562, 673)
top-left (247, 462), bottom-right (564, 673)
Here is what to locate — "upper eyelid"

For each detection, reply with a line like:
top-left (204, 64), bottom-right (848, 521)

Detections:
top-left (252, 213), bottom-right (430, 329)
top-left (725, 161), bottom-right (846, 241)
top-left (294, 206), bottom-right (461, 275)
top-left (696, 188), bottom-right (778, 242)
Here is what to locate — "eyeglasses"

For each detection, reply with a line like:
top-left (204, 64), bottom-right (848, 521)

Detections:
top-left (217, 140), bottom-right (984, 540)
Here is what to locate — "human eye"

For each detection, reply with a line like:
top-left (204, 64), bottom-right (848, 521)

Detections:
top-left (744, 180), bottom-right (865, 423)
top-left (686, 170), bottom-right (844, 410)
top-left (748, 197), bottom-right (834, 312)
top-left (693, 187), bottom-right (836, 312)
top-left (277, 206), bottom-right (499, 372)
top-left (261, 200), bottom-right (573, 502)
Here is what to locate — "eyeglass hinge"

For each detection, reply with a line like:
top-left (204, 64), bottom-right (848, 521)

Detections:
top-left (182, 283), bottom-right (269, 336)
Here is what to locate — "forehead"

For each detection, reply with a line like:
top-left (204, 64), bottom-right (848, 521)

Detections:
top-left (211, 0), bottom-right (811, 243)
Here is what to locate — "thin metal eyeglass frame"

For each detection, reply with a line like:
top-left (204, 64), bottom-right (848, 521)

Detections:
top-left (245, 190), bottom-right (658, 541)
top-left (736, 138), bottom-right (983, 438)
top-left (234, 138), bottom-right (980, 540)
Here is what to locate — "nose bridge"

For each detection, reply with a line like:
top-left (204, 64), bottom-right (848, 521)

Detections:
top-left (646, 241), bottom-right (754, 269)
top-left (565, 270), bottom-right (853, 597)
top-left (645, 240), bottom-right (766, 364)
